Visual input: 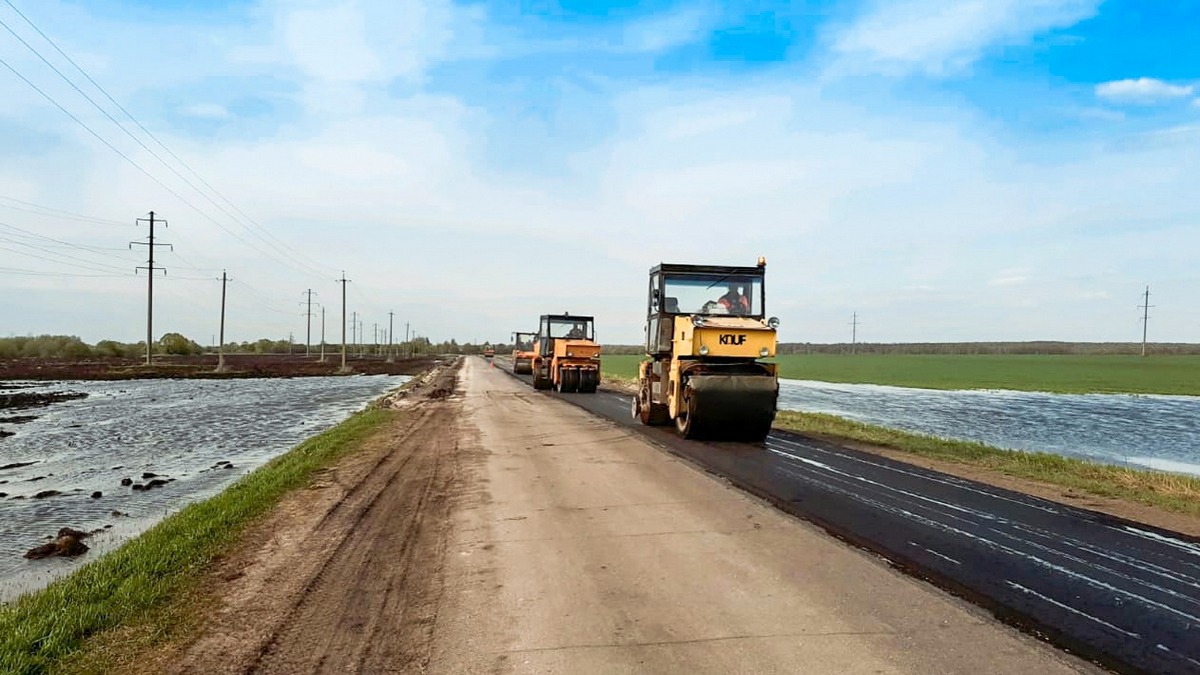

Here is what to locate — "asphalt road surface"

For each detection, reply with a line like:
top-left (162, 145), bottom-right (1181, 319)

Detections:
top-left (495, 357), bottom-right (1200, 675)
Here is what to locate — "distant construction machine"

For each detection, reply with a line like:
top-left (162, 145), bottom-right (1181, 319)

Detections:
top-left (632, 257), bottom-right (779, 440)
top-left (531, 313), bottom-right (601, 393)
top-left (482, 344), bottom-right (496, 358)
top-left (511, 331), bottom-right (536, 374)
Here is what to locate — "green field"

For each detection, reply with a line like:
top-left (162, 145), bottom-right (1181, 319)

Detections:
top-left (602, 353), bottom-right (1200, 395)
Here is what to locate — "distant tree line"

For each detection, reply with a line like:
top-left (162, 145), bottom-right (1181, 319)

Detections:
top-left (7, 335), bottom-right (1199, 360)
top-left (0, 334), bottom-right (511, 359)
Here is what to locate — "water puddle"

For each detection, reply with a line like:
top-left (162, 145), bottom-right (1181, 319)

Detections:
top-left (0, 375), bottom-right (405, 601)
top-left (779, 380), bottom-right (1200, 477)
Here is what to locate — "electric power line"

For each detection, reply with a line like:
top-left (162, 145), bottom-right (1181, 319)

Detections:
top-left (0, 9), bottom-right (333, 279)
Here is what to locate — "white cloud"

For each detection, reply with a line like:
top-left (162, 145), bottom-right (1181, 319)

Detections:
top-left (620, 6), bottom-right (715, 53)
top-left (828, 0), bottom-right (1100, 76)
top-left (1095, 78), bottom-right (1195, 104)
top-left (988, 272), bottom-right (1030, 287)
top-left (178, 103), bottom-right (231, 120)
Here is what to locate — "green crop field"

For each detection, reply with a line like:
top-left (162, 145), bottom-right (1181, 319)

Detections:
top-left (602, 353), bottom-right (1200, 396)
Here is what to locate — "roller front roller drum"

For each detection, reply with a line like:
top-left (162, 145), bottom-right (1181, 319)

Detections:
top-left (677, 374), bottom-right (776, 441)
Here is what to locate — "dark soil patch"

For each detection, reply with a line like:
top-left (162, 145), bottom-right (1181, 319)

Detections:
top-left (0, 391), bottom-right (88, 410)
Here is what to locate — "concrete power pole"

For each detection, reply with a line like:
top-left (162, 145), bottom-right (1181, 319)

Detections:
top-left (850, 312), bottom-right (859, 355)
top-left (358, 319), bottom-right (364, 356)
top-left (131, 211), bottom-right (171, 365)
top-left (351, 311), bottom-right (357, 358)
top-left (337, 272), bottom-right (350, 372)
top-left (302, 289), bottom-right (317, 357)
top-left (405, 322), bottom-right (411, 357)
top-left (1139, 286), bottom-right (1154, 357)
top-left (216, 270), bottom-right (230, 372)
top-left (387, 311), bottom-right (395, 362)
top-left (373, 322), bottom-right (378, 356)
top-left (319, 305), bottom-right (327, 362)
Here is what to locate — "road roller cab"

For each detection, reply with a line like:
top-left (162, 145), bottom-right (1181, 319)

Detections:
top-left (633, 258), bottom-right (779, 440)
top-left (511, 332), bottom-right (537, 374)
top-left (531, 314), bottom-right (601, 393)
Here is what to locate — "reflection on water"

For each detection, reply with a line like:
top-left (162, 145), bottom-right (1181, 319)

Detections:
top-left (779, 379), bottom-right (1200, 477)
top-left (0, 375), bottom-right (405, 601)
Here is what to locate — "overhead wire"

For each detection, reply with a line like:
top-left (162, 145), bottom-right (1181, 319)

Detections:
top-left (0, 265), bottom-right (125, 278)
top-left (0, 3), bottom-right (346, 338)
top-left (0, 195), bottom-right (127, 226)
top-left (0, 3), bottom-right (336, 278)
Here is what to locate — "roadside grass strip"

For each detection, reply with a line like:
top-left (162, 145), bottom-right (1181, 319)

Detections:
top-left (0, 406), bottom-right (394, 674)
top-left (776, 411), bottom-right (1200, 518)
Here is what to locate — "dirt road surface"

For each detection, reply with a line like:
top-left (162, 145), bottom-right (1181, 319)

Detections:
top-left (167, 358), bottom-right (1097, 674)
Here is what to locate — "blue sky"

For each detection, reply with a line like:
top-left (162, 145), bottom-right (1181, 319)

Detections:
top-left (0, 0), bottom-right (1197, 345)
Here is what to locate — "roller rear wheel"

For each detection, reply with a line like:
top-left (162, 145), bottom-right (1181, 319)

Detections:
top-left (675, 387), bottom-right (699, 438)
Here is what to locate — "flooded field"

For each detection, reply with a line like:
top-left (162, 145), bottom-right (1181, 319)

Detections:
top-left (0, 375), bottom-right (405, 601)
top-left (779, 379), bottom-right (1200, 477)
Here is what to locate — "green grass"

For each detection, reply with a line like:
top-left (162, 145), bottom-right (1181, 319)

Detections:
top-left (0, 406), bottom-right (396, 674)
top-left (603, 353), bottom-right (1200, 395)
top-left (775, 411), bottom-right (1200, 517)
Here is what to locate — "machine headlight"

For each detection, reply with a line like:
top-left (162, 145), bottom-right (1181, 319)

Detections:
top-left (767, 317), bottom-right (780, 329)
top-left (692, 316), bottom-right (706, 327)
top-left (699, 345), bottom-right (709, 356)
top-left (760, 347), bottom-right (770, 357)
top-left (566, 351), bottom-right (574, 357)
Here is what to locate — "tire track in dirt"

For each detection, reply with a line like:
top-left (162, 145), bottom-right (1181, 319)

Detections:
top-left (164, 361), bottom-right (461, 675)
top-left (248, 379), bottom-right (459, 673)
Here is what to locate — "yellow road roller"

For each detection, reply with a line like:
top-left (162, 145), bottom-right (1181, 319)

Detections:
top-left (531, 313), bottom-right (601, 393)
top-left (511, 331), bottom-right (536, 374)
top-left (632, 258), bottom-right (778, 440)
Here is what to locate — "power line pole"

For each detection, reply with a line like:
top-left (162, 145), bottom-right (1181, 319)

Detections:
top-left (850, 312), bottom-right (858, 354)
top-left (216, 270), bottom-right (230, 372)
top-left (351, 311), bottom-right (357, 357)
top-left (358, 318), bottom-right (364, 356)
top-left (1139, 286), bottom-right (1154, 357)
top-left (387, 311), bottom-right (395, 362)
top-left (373, 322), bottom-right (378, 356)
top-left (405, 322), bottom-right (410, 357)
top-left (337, 272), bottom-right (350, 372)
top-left (319, 305), bottom-right (327, 362)
top-left (301, 289), bottom-right (317, 357)
top-left (131, 211), bottom-right (171, 365)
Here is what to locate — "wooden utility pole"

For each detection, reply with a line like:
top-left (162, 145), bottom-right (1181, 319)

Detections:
top-left (131, 211), bottom-right (171, 365)
top-left (216, 270), bottom-right (230, 372)
top-left (1139, 286), bottom-right (1154, 357)
top-left (337, 272), bottom-right (350, 372)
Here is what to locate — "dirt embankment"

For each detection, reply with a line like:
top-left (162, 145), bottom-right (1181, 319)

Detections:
top-left (0, 354), bottom-right (442, 381)
top-left (112, 359), bottom-right (464, 674)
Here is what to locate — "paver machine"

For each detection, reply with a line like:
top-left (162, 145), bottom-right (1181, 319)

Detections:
top-left (511, 331), bottom-right (536, 374)
top-left (531, 313), bottom-right (601, 393)
top-left (632, 257), bottom-right (779, 440)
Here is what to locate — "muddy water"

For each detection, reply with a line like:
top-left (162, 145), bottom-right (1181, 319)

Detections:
top-left (0, 375), bottom-right (405, 601)
top-left (778, 379), bottom-right (1200, 477)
